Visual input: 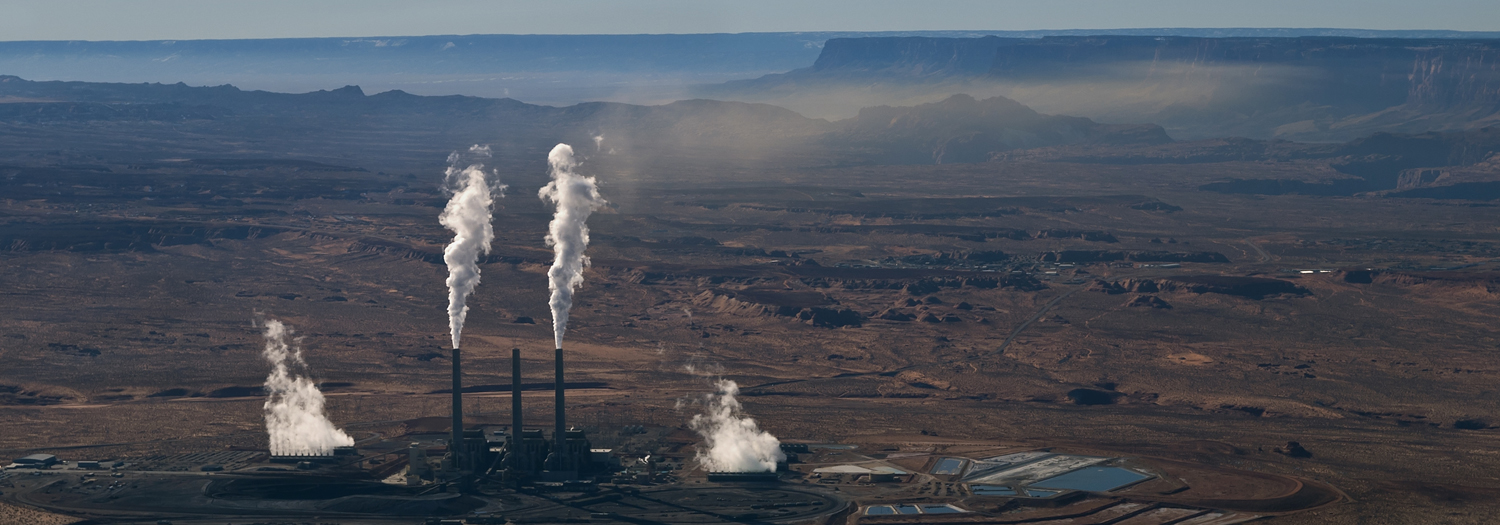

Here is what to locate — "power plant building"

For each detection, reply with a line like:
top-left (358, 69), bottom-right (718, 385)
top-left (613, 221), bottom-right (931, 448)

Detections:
top-left (13, 454), bottom-right (58, 467)
top-left (441, 347), bottom-right (609, 484)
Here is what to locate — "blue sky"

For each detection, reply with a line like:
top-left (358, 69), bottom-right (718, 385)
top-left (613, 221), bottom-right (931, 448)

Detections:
top-left (3, 0), bottom-right (1496, 41)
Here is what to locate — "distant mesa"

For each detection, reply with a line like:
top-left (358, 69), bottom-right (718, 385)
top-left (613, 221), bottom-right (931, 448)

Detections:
top-left (1453, 418), bottom-right (1492, 430)
top-left (713, 35), bottom-right (1500, 141)
top-left (207, 385), bottom-right (264, 398)
top-left (693, 289), bottom-right (863, 328)
top-left (1275, 441), bottom-right (1313, 458)
top-left (147, 388), bottom-right (202, 398)
top-left (1066, 388), bottom-right (1121, 406)
top-left (1126, 295), bottom-right (1173, 309)
top-left (1199, 128), bottom-right (1500, 198)
top-left (1094, 276), bottom-right (1309, 300)
top-left (877, 309), bottom-right (916, 322)
top-left (823, 94), bottom-right (1171, 164)
top-left (0, 74), bottom-right (1177, 167)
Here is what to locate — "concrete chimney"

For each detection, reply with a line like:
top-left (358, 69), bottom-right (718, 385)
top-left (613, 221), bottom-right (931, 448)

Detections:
top-left (511, 347), bottom-right (523, 466)
top-left (553, 346), bottom-right (566, 467)
top-left (450, 346), bottom-right (463, 470)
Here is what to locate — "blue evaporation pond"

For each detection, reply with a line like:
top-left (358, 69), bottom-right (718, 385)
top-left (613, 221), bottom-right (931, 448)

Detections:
top-left (865, 506), bottom-right (896, 515)
top-left (971, 485), bottom-right (1018, 496)
top-left (920, 505), bottom-right (962, 514)
top-left (895, 505), bottom-right (922, 514)
top-left (1024, 488), bottom-right (1060, 498)
top-left (1031, 466), bottom-right (1151, 492)
top-left (931, 457), bottom-right (967, 475)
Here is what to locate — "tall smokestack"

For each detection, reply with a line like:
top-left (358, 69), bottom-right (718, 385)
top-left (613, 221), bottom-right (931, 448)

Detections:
top-left (511, 347), bottom-right (523, 466)
top-left (539, 143), bottom-right (603, 473)
top-left (554, 346), bottom-right (566, 467)
top-left (438, 145), bottom-right (504, 474)
top-left (451, 346), bottom-right (463, 470)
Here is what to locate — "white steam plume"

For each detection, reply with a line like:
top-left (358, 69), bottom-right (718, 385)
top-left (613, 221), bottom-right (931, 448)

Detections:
top-left (689, 379), bottom-right (786, 473)
top-left (260, 318), bottom-right (353, 456)
top-left (440, 145), bottom-right (504, 349)
top-left (539, 143), bottom-right (606, 349)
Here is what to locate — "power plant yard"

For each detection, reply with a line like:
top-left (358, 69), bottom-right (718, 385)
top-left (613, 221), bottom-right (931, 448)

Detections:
top-left (1, 430), bottom-right (1337, 524)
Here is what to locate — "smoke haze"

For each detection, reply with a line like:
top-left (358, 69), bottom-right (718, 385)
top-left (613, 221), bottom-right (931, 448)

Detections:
top-left (689, 379), bottom-right (786, 473)
top-left (260, 318), bottom-right (354, 456)
top-left (440, 145), bottom-right (503, 350)
top-left (540, 143), bottom-right (607, 349)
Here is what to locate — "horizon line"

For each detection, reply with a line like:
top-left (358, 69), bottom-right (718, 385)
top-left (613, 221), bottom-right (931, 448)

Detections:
top-left (2, 27), bottom-right (1499, 44)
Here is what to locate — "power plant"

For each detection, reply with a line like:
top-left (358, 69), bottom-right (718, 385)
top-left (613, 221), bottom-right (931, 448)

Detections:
top-left (0, 143), bottom-right (1335, 524)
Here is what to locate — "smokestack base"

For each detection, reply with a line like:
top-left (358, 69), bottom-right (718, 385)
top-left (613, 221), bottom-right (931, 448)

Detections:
top-left (552, 347), bottom-right (567, 468)
top-left (451, 346), bottom-right (464, 472)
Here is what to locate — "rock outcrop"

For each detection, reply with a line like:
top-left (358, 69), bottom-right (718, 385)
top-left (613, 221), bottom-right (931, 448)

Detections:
top-left (692, 289), bottom-right (864, 328)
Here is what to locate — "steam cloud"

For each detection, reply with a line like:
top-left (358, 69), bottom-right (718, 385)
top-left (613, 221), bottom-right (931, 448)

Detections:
top-left (440, 145), bottom-right (504, 349)
top-left (689, 379), bottom-right (786, 472)
top-left (539, 143), bottom-right (606, 348)
top-left (260, 318), bottom-right (354, 456)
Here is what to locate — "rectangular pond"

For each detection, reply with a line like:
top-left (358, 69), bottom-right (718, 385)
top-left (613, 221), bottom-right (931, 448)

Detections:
top-left (1031, 466), bottom-right (1152, 492)
top-left (963, 452), bottom-right (1054, 481)
top-left (930, 457), bottom-right (968, 476)
top-left (965, 455), bottom-right (1106, 484)
top-left (1023, 488), bottom-right (1061, 498)
top-left (919, 504), bottom-right (964, 514)
top-left (970, 485), bottom-right (1018, 496)
top-left (866, 504), bottom-right (967, 515)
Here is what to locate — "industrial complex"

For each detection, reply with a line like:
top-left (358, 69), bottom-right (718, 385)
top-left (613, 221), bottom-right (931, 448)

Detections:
top-left (0, 339), bottom-right (1342, 524)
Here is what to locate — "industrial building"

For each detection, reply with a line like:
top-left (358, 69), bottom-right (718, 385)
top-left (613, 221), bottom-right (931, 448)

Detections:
top-left (0, 345), bottom-right (1327, 524)
top-left (435, 347), bottom-right (612, 486)
top-left (12, 454), bottom-right (57, 467)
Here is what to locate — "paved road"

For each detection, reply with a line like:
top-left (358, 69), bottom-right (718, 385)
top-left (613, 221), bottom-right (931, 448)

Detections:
top-left (1246, 240), bottom-right (1271, 263)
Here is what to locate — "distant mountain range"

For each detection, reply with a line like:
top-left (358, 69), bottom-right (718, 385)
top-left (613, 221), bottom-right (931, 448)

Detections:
top-left (3, 29), bottom-right (1498, 107)
top-left (705, 35), bottom-right (1500, 141)
top-left (0, 75), bottom-right (1166, 168)
top-left (4, 31), bottom-right (1499, 168)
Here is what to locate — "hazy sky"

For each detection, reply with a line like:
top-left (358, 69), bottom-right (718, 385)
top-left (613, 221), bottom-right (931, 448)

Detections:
top-left (4, 0), bottom-right (1497, 41)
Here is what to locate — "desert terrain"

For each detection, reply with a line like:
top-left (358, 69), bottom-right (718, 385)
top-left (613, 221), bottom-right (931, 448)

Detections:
top-left (1, 35), bottom-right (1500, 522)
